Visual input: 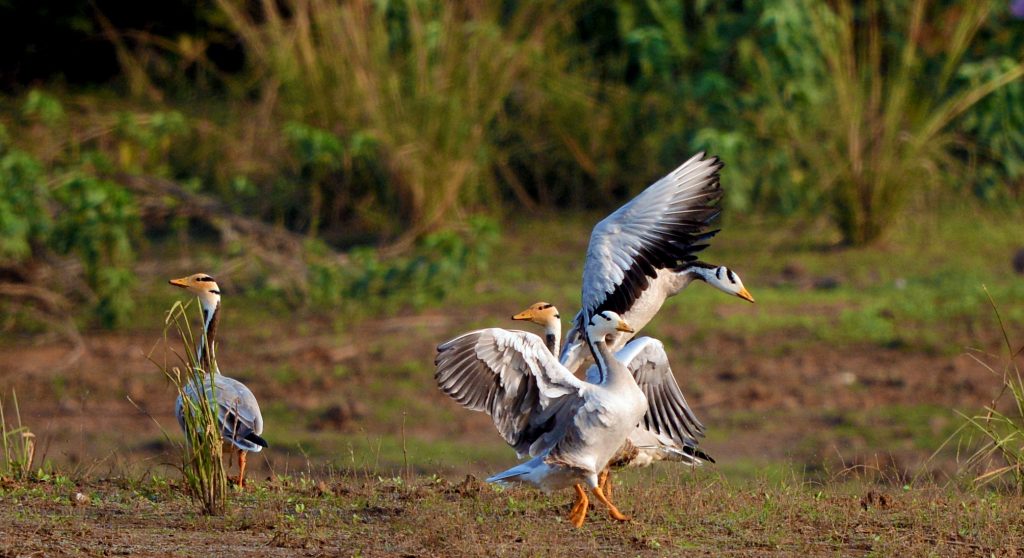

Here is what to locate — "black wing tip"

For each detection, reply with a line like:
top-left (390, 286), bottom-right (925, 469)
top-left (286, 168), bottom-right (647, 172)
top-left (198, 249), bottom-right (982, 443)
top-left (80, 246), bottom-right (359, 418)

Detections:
top-left (685, 445), bottom-right (714, 463)
top-left (245, 432), bottom-right (269, 448)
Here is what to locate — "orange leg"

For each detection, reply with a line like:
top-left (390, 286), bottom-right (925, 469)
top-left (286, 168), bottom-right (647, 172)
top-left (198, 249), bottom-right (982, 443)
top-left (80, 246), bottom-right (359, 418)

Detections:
top-left (598, 468), bottom-right (614, 499)
top-left (567, 484), bottom-right (589, 528)
top-left (591, 484), bottom-right (629, 522)
top-left (237, 450), bottom-right (248, 488)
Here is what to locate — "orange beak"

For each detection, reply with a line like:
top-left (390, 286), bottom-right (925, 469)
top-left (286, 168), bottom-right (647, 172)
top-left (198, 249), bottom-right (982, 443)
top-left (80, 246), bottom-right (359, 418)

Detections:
top-left (511, 308), bottom-right (534, 321)
top-left (737, 287), bottom-right (755, 303)
top-left (169, 277), bottom-right (189, 288)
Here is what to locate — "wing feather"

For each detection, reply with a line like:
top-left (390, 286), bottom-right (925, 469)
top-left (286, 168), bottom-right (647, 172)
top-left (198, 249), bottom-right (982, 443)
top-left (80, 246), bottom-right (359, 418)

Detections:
top-left (176, 374), bottom-right (265, 452)
top-left (580, 152), bottom-right (723, 323)
top-left (618, 337), bottom-right (706, 445)
top-left (435, 328), bottom-right (587, 457)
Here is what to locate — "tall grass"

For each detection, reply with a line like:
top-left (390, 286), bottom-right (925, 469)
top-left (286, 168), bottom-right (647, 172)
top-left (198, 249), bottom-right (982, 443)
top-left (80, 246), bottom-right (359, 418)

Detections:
top-left (217, 0), bottom-right (574, 247)
top-left (156, 300), bottom-right (228, 514)
top-left (0, 390), bottom-right (35, 480)
top-left (954, 290), bottom-right (1024, 488)
top-left (754, 0), bottom-right (1024, 245)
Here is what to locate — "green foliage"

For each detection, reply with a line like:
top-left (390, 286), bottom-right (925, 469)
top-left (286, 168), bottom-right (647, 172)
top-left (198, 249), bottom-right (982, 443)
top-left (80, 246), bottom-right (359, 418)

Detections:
top-left (958, 57), bottom-right (1024, 201)
top-left (0, 92), bottom-right (144, 328)
top-left (50, 175), bottom-right (138, 327)
top-left (306, 216), bottom-right (499, 312)
top-left (731, 0), bottom-right (1023, 244)
top-left (0, 140), bottom-right (49, 262)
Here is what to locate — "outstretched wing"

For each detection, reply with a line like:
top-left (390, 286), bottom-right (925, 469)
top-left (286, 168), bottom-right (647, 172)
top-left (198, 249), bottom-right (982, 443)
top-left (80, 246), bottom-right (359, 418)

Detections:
top-left (435, 328), bottom-right (588, 457)
top-left (579, 152), bottom-right (722, 328)
top-left (585, 337), bottom-right (705, 443)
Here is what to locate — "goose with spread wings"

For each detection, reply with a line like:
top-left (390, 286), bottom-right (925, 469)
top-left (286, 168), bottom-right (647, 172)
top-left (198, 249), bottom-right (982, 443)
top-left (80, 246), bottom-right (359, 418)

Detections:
top-left (435, 311), bottom-right (646, 528)
top-left (513, 302), bottom-right (713, 497)
top-left (557, 152), bottom-right (754, 374)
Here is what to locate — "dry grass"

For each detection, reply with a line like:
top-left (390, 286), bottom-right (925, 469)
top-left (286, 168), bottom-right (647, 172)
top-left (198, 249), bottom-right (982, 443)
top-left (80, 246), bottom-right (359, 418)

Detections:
top-left (217, 0), bottom-right (577, 246)
top-left (1, 472), bottom-right (1023, 556)
top-left (0, 391), bottom-right (35, 480)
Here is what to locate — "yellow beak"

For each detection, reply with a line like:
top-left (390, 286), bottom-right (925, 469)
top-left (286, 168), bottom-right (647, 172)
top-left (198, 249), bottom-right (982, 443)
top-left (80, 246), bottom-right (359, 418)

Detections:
top-left (169, 277), bottom-right (190, 288)
top-left (737, 287), bottom-right (755, 303)
top-left (616, 319), bottom-right (635, 333)
top-left (511, 308), bottom-right (534, 321)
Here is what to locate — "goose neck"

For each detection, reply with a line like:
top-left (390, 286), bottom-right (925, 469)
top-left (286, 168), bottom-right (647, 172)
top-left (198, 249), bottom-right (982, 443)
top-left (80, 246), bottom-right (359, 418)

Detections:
top-left (196, 300), bottom-right (221, 374)
top-left (543, 321), bottom-right (561, 357)
top-left (586, 332), bottom-right (627, 386)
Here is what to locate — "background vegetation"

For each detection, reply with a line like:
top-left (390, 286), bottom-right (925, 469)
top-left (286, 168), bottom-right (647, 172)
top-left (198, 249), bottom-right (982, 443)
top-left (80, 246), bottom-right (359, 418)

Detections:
top-left (0, 0), bottom-right (1021, 331)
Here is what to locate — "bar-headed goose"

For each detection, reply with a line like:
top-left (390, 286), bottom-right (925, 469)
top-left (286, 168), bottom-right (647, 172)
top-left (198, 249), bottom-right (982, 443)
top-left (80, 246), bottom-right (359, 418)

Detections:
top-left (513, 303), bottom-right (713, 497)
top-left (169, 273), bottom-right (267, 487)
top-left (435, 311), bottom-right (645, 528)
top-left (557, 152), bottom-right (754, 373)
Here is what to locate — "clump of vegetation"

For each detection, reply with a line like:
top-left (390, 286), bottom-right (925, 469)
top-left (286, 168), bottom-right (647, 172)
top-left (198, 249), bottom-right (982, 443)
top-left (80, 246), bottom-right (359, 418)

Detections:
top-left (723, 0), bottom-right (1022, 244)
top-left (154, 300), bottom-right (228, 515)
top-left (0, 390), bottom-right (35, 481)
top-left (954, 291), bottom-right (1024, 488)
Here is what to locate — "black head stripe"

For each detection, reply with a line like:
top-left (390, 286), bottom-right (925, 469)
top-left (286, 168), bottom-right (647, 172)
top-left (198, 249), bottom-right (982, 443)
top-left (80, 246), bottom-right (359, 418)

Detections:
top-left (716, 267), bottom-right (723, 280)
top-left (198, 276), bottom-right (216, 282)
top-left (210, 289), bottom-right (221, 295)
top-left (540, 303), bottom-right (552, 310)
top-left (727, 269), bottom-right (737, 284)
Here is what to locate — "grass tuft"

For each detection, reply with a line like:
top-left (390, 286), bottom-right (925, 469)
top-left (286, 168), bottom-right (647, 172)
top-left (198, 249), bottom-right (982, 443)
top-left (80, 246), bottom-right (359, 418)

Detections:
top-left (153, 299), bottom-right (229, 514)
top-left (952, 288), bottom-right (1024, 488)
top-left (0, 390), bottom-right (35, 480)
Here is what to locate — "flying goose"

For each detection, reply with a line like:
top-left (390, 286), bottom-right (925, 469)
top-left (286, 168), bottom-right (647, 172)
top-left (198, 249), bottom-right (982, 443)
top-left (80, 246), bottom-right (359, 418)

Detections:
top-left (557, 152), bottom-right (754, 373)
top-left (435, 311), bottom-right (646, 527)
top-left (513, 303), bottom-right (713, 498)
top-left (169, 273), bottom-right (267, 487)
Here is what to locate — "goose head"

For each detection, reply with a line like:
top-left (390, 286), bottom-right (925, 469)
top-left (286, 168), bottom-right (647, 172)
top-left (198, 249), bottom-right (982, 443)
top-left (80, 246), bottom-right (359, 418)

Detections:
top-left (700, 265), bottom-right (754, 303)
top-left (169, 273), bottom-right (221, 311)
top-left (511, 302), bottom-right (560, 328)
top-left (587, 310), bottom-right (634, 341)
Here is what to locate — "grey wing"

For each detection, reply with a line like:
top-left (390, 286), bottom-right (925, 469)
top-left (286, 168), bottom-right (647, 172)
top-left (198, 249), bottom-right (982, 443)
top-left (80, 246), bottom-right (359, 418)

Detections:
top-left (179, 375), bottom-right (266, 452)
top-left (580, 152), bottom-right (722, 323)
top-left (611, 337), bottom-right (706, 443)
top-left (435, 328), bottom-right (588, 457)
top-left (213, 375), bottom-right (266, 452)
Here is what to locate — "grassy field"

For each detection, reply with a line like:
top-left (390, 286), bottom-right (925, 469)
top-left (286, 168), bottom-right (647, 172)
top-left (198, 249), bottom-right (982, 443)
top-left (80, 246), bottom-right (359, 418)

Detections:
top-left (1, 208), bottom-right (1023, 555)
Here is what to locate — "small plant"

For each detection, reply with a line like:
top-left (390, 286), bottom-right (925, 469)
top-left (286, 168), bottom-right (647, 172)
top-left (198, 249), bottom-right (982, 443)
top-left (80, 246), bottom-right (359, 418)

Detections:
top-left (154, 299), bottom-right (228, 514)
top-left (0, 390), bottom-right (36, 480)
top-left (953, 289), bottom-right (1024, 488)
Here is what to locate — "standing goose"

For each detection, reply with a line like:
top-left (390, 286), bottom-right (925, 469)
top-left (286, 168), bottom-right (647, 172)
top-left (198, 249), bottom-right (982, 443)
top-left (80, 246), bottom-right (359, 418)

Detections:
top-left (169, 273), bottom-right (267, 487)
top-left (435, 311), bottom-right (646, 528)
top-left (513, 303), bottom-right (713, 497)
top-left (557, 152), bottom-right (755, 373)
